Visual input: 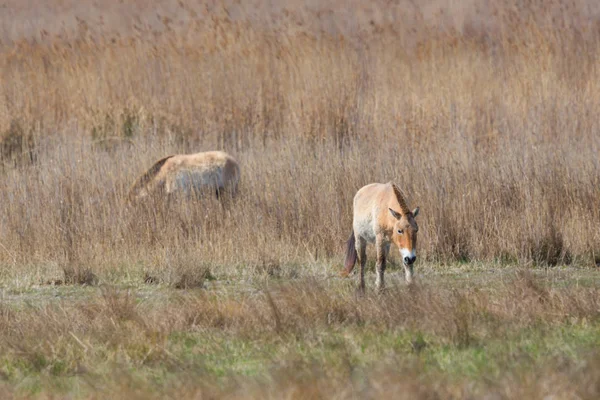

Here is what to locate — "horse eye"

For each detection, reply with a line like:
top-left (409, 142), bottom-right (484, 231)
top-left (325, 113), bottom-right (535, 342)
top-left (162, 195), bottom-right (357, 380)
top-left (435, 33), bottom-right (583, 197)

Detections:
top-left (397, 229), bottom-right (403, 234)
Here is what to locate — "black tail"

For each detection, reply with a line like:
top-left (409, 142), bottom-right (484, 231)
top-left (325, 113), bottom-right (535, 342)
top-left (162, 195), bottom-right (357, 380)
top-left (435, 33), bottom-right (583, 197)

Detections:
top-left (342, 230), bottom-right (357, 276)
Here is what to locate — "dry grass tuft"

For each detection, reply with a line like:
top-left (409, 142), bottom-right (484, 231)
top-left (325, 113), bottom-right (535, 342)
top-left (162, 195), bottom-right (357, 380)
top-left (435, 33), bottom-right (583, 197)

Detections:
top-left (62, 265), bottom-right (99, 286)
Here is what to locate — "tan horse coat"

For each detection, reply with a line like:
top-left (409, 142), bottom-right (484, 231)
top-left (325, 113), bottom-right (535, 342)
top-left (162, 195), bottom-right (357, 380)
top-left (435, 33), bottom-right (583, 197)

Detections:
top-left (128, 151), bottom-right (240, 203)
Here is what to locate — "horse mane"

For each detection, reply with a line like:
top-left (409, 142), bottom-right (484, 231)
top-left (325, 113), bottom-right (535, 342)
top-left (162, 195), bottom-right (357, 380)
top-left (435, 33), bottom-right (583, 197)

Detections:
top-left (127, 155), bottom-right (174, 202)
top-left (391, 183), bottom-right (411, 215)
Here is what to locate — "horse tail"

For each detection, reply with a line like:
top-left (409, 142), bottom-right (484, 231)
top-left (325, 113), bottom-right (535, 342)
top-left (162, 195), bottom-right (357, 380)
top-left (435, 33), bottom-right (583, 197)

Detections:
top-left (220, 155), bottom-right (241, 197)
top-left (228, 157), bottom-right (241, 194)
top-left (342, 229), bottom-right (357, 277)
top-left (127, 155), bottom-right (174, 203)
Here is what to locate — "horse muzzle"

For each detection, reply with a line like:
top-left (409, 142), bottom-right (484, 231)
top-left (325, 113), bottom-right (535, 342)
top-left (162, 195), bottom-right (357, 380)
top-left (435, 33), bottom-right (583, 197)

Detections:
top-left (403, 255), bottom-right (416, 265)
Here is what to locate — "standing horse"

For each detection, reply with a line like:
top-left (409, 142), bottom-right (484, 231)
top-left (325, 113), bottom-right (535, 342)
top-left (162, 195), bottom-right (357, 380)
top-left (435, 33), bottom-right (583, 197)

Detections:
top-left (128, 151), bottom-right (240, 203)
top-left (343, 182), bottom-right (419, 290)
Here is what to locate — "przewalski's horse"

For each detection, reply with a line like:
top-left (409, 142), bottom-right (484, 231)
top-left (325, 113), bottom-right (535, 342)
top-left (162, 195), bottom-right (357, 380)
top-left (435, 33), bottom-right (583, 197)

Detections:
top-left (127, 151), bottom-right (240, 203)
top-left (343, 182), bottom-right (420, 290)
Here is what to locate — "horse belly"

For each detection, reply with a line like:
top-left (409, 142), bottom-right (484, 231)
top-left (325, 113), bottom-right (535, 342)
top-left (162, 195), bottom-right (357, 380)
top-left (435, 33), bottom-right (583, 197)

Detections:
top-left (354, 216), bottom-right (377, 243)
top-left (174, 169), bottom-right (223, 194)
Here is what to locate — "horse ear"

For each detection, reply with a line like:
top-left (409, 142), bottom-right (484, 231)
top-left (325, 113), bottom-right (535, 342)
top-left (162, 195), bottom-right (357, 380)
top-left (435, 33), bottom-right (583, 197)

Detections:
top-left (389, 208), bottom-right (402, 220)
top-left (412, 207), bottom-right (419, 217)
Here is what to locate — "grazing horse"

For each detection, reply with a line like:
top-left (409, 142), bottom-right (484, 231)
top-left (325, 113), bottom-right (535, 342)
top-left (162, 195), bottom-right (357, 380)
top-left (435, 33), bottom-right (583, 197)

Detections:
top-left (343, 182), bottom-right (420, 290)
top-left (127, 151), bottom-right (240, 203)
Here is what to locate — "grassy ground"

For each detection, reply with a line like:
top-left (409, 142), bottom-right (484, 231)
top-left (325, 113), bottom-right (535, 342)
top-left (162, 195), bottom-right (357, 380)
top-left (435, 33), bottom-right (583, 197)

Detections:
top-left (0, 264), bottom-right (598, 399)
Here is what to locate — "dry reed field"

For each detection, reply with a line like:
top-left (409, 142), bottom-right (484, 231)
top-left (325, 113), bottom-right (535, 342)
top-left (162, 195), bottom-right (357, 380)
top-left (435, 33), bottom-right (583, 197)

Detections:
top-left (0, 0), bottom-right (599, 398)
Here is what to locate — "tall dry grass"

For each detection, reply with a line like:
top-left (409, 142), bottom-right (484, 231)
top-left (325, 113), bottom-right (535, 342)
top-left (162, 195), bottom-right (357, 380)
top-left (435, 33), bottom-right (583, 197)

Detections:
top-left (1, 0), bottom-right (600, 282)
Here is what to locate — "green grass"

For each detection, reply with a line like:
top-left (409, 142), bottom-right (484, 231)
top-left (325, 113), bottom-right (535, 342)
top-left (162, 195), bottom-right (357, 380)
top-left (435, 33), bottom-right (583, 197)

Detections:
top-left (0, 264), bottom-right (597, 398)
top-left (4, 322), bottom-right (598, 397)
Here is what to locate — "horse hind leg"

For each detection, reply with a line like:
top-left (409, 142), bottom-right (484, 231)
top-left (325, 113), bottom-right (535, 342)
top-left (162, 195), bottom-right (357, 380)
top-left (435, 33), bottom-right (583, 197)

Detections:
top-left (356, 236), bottom-right (367, 292)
